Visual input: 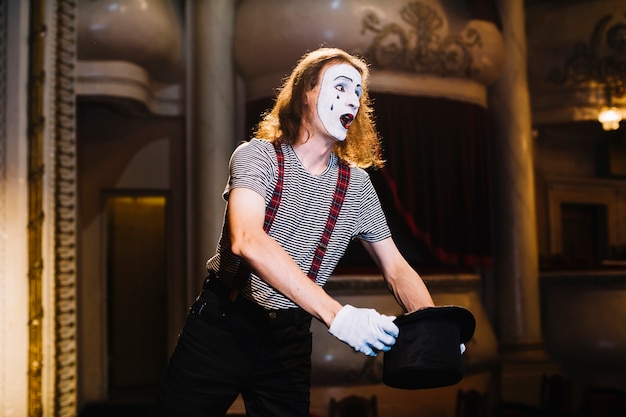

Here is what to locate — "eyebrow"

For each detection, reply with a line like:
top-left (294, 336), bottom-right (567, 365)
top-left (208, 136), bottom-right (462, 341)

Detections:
top-left (334, 75), bottom-right (353, 83)
top-left (333, 75), bottom-right (362, 90)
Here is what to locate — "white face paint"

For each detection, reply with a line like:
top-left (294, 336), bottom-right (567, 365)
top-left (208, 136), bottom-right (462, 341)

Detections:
top-left (316, 63), bottom-right (363, 141)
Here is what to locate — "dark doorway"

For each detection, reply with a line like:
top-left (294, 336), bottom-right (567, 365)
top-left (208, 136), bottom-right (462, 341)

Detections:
top-left (560, 202), bottom-right (608, 262)
top-left (105, 194), bottom-right (168, 402)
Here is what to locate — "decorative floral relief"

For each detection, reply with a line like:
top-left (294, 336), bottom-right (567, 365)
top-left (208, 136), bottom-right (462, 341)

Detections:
top-left (361, 1), bottom-right (482, 78)
top-left (548, 13), bottom-right (626, 98)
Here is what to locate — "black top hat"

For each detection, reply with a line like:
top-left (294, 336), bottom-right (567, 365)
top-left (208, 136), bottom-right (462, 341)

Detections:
top-left (383, 305), bottom-right (476, 390)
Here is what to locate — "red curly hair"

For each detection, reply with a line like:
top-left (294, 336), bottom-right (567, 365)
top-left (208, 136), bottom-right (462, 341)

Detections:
top-left (254, 47), bottom-right (384, 169)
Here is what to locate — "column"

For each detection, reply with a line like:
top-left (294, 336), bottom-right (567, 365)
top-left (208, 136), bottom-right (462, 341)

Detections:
top-left (1, 1), bottom-right (30, 415)
top-left (489, 0), bottom-right (557, 405)
top-left (186, 0), bottom-right (236, 300)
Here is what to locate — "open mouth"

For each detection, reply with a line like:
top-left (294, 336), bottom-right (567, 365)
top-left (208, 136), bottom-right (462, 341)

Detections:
top-left (340, 114), bottom-right (354, 129)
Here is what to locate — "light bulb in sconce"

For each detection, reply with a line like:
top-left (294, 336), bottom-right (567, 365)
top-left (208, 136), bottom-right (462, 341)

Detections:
top-left (598, 106), bottom-right (622, 131)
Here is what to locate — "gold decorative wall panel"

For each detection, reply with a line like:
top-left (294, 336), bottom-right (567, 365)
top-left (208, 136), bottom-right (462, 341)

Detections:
top-left (27, 0), bottom-right (77, 415)
top-left (27, 0), bottom-right (46, 414)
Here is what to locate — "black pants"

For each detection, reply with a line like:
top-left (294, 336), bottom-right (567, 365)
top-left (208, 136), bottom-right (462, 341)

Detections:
top-left (155, 278), bottom-right (313, 417)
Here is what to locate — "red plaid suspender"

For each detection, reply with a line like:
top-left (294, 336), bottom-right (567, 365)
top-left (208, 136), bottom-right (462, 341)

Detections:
top-left (232, 143), bottom-right (350, 300)
top-left (263, 143), bottom-right (285, 232)
top-left (307, 162), bottom-right (350, 280)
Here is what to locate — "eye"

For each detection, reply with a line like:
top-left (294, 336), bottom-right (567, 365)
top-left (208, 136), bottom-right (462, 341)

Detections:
top-left (355, 86), bottom-right (363, 98)
top-left (335, 84), bottom-right (346, 93)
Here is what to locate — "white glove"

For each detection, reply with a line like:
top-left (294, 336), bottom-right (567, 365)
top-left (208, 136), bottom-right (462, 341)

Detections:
top-left (329, 304), bottom-right (399, 356)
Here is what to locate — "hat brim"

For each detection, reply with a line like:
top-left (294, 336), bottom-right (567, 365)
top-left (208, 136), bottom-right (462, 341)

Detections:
top-left (383, 306), bottom-right (476, 390)
top-left (394, 305), bottom-right (476, 343)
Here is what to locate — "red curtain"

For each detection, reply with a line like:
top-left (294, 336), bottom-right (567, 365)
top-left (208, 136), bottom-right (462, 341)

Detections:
top-left (371, 93), bottom-right (492, 267)
top-left (245, 93), bottom-right (493, 268)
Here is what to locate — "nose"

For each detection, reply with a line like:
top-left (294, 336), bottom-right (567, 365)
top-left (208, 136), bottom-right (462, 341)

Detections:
top-left (346, 94), bottom-right (359, 111)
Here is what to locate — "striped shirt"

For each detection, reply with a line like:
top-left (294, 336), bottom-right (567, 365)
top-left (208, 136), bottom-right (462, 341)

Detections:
top-left (206, 138), bottom-right (391, 310)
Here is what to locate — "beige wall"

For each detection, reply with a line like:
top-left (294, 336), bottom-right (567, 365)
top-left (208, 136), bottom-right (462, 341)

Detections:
top-left (76, 103), bottom-right (185, 405)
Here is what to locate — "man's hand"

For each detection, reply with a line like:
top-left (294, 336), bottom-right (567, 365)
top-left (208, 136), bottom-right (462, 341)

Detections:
top-left (328, 304), bottom-right (399, 356)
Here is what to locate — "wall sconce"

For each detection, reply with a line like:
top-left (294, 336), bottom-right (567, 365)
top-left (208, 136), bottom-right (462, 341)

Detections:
top-left (598, 86), bottom-right (622, 131)
top-left (598, 106), bottom-right (622, 131)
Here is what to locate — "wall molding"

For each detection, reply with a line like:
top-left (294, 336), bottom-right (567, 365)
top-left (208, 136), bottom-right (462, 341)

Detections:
top-left (53, 1), bottom-right (78, 415)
